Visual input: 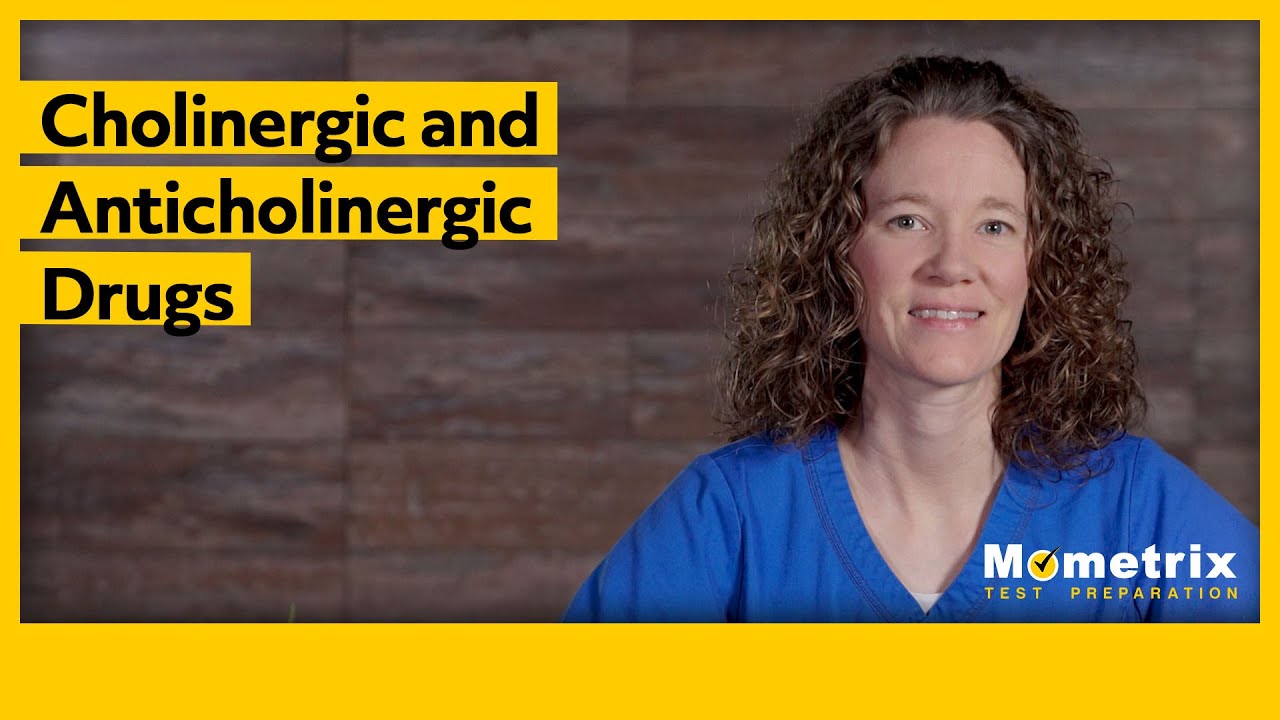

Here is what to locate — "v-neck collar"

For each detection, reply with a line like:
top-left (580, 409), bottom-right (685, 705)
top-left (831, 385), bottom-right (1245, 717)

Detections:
top-left (802, 424), bottom-right (1040, 622)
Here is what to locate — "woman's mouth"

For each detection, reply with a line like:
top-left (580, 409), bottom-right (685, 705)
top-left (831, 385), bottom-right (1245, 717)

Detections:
top-left (908, 309), bottom-right (983, 320)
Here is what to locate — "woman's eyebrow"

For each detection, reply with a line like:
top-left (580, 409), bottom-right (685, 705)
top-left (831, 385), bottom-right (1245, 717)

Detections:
top-left (980, 197), bottom-right (1027, 218)
top-left (872, 192), bottom-right (933, 210)
top-left (871, 193), bottom-right (1026, 219)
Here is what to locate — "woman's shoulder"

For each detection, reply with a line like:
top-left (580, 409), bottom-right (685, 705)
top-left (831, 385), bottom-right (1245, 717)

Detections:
top-left (690, 426), bottom-right (834, 488)
top-left (650, 428), bottom-right (836, 522)
top-left (1089, 433), bottom-right (1230, 493)
top-left (1069, 431), bottom-right (1158, 475)
top-left (1085, 433), bottom-right (1258, 534)
top-left (1053, 433), bottom-right (1200, 488)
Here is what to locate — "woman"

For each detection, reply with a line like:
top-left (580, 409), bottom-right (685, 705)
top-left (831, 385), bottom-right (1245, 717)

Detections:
top-left (564, 56), bottom-right (1259, 622)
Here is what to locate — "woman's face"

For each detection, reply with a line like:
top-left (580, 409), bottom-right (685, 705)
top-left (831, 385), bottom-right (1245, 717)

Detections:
top-left (850, 116), bottom-right (1030, 393)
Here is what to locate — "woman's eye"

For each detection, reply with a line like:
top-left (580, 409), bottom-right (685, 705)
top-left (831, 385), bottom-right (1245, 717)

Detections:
top-left (981, 221), bottom-right (1010, 235)
top-left (891, 216), bottom-right (921, 230)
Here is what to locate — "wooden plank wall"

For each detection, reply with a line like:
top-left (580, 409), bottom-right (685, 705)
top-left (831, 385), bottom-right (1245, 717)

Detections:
top-left (19, 21), bottom-right (1259, 620)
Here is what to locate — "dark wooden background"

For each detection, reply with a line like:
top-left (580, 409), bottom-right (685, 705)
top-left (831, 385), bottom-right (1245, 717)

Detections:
top-left (19, 21), bottom-right (1259, 621)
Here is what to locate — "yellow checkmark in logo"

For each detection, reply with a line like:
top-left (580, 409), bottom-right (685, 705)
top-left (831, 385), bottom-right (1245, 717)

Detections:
top-left (1027, 547), bottom-right (1060, 581)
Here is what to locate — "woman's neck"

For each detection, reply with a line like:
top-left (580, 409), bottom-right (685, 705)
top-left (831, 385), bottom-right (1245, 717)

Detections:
top-left (841, 365), bottom-right (1006, 515)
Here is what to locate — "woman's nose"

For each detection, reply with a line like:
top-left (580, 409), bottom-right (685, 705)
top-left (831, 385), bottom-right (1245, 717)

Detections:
top-left (920, 228), bottom-right (978, 285)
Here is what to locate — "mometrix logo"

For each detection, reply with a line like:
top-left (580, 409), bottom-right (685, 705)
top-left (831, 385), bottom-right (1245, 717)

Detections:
top-left (984, 544), bottom-right (1237, 581)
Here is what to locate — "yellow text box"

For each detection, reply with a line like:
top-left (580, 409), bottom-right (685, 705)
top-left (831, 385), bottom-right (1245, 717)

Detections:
top-left (19, 81), bottom-right (557, 157)
top-left (15, 250), bottom-right (251, 335)
top-left (20, 165), bottom-right (557, 244)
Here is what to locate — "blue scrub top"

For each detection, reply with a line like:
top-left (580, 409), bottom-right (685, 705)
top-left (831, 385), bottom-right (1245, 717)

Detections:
top-left (564, 426), bottom-right (1259, 622)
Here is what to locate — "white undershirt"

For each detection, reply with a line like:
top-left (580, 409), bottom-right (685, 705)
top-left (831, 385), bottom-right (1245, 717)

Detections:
top-left (910, 591), bottom-right (943, 613)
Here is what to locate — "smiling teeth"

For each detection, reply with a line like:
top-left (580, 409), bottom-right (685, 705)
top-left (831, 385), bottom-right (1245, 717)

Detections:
top-left (911, 309), bottom-right (980, 320)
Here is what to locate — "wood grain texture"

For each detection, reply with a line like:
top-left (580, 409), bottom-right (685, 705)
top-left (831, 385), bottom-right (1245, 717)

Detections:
top-left (21, 549), bottom-right (344, 622)
top-left (630, 332), bottom-right (725, 442)
top-left (631, 21), bottom-right (1211, 110)
top-left (1196, 21), bottom-right (1259, 109)
top-left (1195, 221), bottom-right (1259, 446)
top-left (347, 550), bottom-right (601, 622)
top-left (23, 437), bottom-right (344, 552)
top-left (348, 439), bottom-right (709, 551)
top-left (349, 22), bottom-right (630, 106)
top-left (349, 219), bottom-right (735, 331)
top-left (1195, 444), bottom-right (1260, 525)
top-left (349, 330), bottom-right (629, 440)
top-left (21, 20), bottom-right (346, 80)
top-left (22, 326), bottom-right (344, 441)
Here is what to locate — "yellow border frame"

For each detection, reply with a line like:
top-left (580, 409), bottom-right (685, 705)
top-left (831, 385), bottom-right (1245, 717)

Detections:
top-left (5, 6), bottom-right (1272, 716)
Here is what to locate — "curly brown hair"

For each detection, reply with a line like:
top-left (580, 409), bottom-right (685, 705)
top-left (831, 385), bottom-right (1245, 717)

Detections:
top-left (716, 55), bottom-right (1145, 474)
